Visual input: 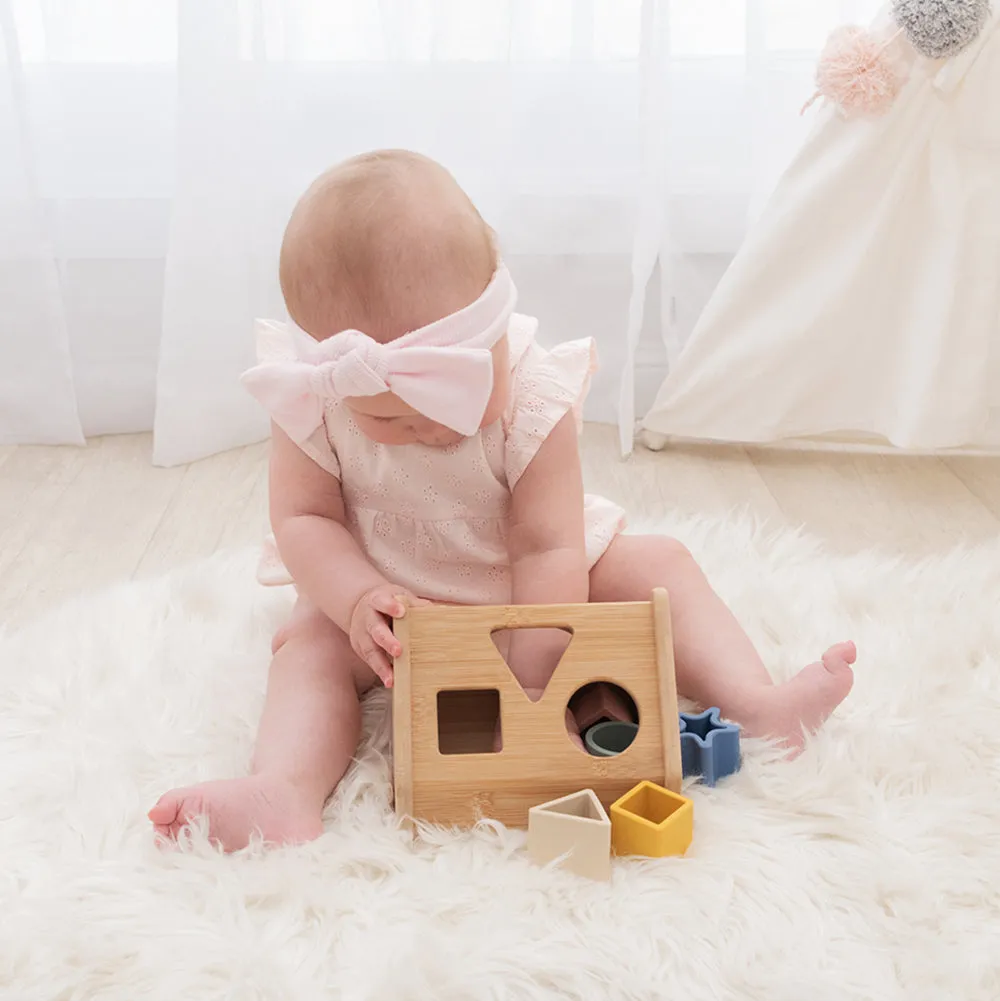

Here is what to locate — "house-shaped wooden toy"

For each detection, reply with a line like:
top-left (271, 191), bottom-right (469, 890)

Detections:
top-left (392, 589), bottom-right (682, 828)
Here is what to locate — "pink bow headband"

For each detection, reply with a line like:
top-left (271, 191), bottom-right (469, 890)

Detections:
top-left (241, 263), bottom-right (517, 439)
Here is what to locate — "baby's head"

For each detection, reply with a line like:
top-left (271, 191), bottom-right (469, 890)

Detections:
top-left (280, 150), bottom-right (509, 447)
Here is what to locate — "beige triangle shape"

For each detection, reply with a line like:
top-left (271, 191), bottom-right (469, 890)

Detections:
top-left (528, 789), bottom-right (611, 881)
top-left (530, 788), bottom-right (609, 823)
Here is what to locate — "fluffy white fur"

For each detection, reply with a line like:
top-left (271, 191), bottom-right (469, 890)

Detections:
top-left (2, 514), bottom-right (1000, 999)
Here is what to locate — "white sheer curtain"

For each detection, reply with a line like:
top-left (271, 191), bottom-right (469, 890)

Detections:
top-left (1, 0), bottom-right (83, 444)
top-left (1, 0), bottom-right (877, 463)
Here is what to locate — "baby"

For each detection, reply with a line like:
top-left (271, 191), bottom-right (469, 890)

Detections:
top-left (149, 150), bottom-right (856, 851)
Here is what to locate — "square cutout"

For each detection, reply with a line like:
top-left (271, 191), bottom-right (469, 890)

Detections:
top-left (437, 689), bottom-right (501, 755)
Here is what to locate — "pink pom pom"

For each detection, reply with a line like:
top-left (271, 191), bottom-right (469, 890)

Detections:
top-left (804, 25), bottom-right (905, 118)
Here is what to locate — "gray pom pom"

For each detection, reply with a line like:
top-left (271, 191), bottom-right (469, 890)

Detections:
top-left (892, 0), bottom-right (991, 59)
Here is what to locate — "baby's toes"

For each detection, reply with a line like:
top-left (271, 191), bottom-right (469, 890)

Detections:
top-left (822, 641), bottom-right (857, 672)
top-left (148, 788), bottom-right (202, 843)
top-left (148, 791), bottom-right (182, 827)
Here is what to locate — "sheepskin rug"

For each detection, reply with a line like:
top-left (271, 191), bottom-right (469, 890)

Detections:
top-left (2, 515), bottom-right (1000, 1000)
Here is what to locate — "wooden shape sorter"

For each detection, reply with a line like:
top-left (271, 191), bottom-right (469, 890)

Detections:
top-left (392, 588), bottom-right (682, 829)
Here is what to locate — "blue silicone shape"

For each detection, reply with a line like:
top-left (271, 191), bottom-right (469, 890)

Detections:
top-left (679, 707), bottom-right (741, 786)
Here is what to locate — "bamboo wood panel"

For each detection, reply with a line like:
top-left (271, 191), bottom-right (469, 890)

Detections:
top-left (392, 591), bottom-right (679, 828)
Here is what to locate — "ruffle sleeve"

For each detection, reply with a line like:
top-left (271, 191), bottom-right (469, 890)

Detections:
top-left (504, 337), bottom-right (597, 489)
top-left (249, 319), bottom-right (341, 479)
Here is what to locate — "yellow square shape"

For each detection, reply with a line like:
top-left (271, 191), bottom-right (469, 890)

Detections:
top-left (610, 780), bottom-right (693, 858)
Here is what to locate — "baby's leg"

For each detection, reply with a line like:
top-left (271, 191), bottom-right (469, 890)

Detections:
top-left (589, 535), bottom-right (855, 750)
top-left (149, 597), bottom-right (377, 851)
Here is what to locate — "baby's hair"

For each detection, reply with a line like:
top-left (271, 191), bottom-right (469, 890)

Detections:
top-left (280, 149), bottom-right (497, 342)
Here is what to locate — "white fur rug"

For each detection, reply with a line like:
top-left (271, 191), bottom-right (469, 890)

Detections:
top-left (3, 515), bottom-right (1000, 1000)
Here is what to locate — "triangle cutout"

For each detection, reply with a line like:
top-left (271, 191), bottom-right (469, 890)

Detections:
top-left (490, 626), bottom-right (573, 703)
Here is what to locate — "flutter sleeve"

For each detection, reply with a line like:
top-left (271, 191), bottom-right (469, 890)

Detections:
top-left (503, 336), bottom-right (598, 489)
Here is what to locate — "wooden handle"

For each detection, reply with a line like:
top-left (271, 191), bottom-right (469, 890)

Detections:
top-left (406, 599), bottom-right (652, 634)
top-left (653, 587), bottom-right (682, 793)
top-left (391, 612), bottom-right (415, 824)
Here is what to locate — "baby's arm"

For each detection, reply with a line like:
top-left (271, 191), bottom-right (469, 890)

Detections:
top-left (506, 412), bottom-right (589, 687)
top-left (269, 425), bottom-right (412, 682)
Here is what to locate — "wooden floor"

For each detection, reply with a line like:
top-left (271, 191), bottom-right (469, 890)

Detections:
top-left (2, 425), bottom-right (999, 625)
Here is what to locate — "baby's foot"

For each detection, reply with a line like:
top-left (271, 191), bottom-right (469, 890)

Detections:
top-left (742, 641), bottom-right (856, 753)
top-left (148, 774), bottom-right (325, 852)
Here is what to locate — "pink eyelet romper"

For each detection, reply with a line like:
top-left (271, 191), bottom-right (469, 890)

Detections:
top-left (254, 313), bottom-right (626, 603)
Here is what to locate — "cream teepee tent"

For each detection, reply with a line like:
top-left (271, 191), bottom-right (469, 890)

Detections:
top-left (641, 8), bottom-right (1000, 454)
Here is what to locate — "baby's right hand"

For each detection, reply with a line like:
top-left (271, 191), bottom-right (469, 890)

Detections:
top-left (349, 584), bottom-right (426, 687)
